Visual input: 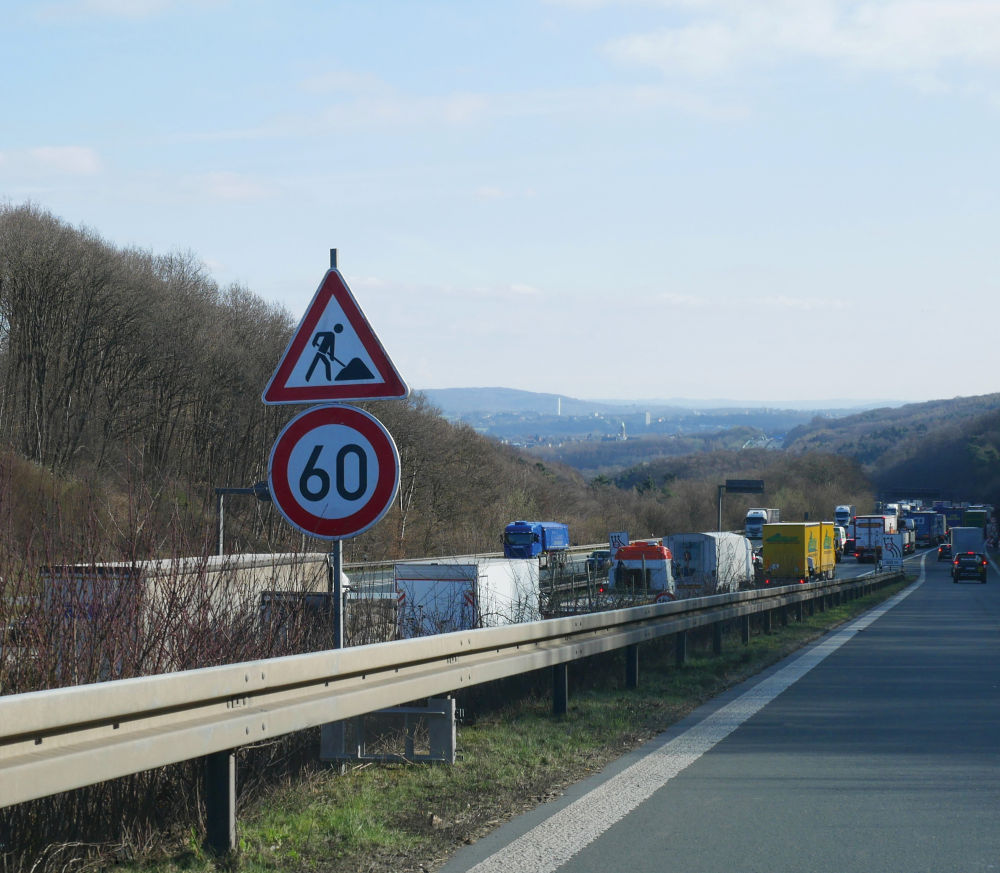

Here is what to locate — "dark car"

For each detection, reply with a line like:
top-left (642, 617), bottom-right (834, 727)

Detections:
top-left (952, 551), bottom-right (987, 583)
top-left (586, 550), bottom-right (611, 572)
top-left (937, 543), bottom-right (953, 561)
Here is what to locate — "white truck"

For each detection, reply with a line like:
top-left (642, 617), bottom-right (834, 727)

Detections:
top-left (665, 532), bottom-right (756, 597)
top-left (834, 504), bottom-right (856, 528)
top-left (744, 508), bottom-right (780, 541)
top-left (899, 517), bottom-right (916, 554)
top-left (394, 558), bottom-right (541, 638)
top-left (853, 514), bottom-right (898, 563)
top-left (950, 526), bottom-right (986, 556)
top-left (609, 540), bottom-right (674, 598)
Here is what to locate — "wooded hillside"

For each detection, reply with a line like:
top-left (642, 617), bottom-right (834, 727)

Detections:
top-left (784, 395), bottom-right (1000, 502)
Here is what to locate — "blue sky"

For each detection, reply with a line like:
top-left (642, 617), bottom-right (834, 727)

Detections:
top-left (4, 0), bottom-right (999, 404)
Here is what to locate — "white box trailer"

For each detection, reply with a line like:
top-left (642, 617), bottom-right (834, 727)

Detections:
top-left (950, 526), bottom-right (986, 555)
top-left (38, 553), bottom-right (349, 678)
top-left (665, 531), bottom-right (756, 597)
top-left (395, 558), bottom-right (541, 638)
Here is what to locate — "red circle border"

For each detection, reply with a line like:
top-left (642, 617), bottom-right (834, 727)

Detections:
top-left (268, 405), bottom-right (400, 540)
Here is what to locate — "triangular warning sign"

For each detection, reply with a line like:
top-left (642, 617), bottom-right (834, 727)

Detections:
top-left (262, 269), bottom-right (408, 404)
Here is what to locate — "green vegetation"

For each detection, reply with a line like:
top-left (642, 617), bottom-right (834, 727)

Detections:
top-left (118, 579), bottom-right (910, 873)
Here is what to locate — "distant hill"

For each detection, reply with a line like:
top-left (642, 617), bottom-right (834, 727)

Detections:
top-left (417, 387), bottom-right (892, 447)
top-left (504, 389), bottom-right (1000, 505)
top-left (783, 393), bottom-right (1000, 464)
top-left (419, 387), bottom-right (891, 418)
top-left (783, 392), bottom-right (1000, 502)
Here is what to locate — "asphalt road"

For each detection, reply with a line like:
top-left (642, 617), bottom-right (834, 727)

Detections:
top-left (442, 549), bottom-right (1000, 873)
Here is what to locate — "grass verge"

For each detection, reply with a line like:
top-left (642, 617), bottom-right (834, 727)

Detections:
top-left (120, 578), bottom-right (911, 873)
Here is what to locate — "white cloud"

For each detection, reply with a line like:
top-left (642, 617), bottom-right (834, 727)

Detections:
top-left (758, 294), bottom-right (847, 311)
top-left (27, 146), bottom-right (102, 175)
top-left (189, 171), bottom-right (271, 201)
top-left (603, 1), bottom-right (1000, 88)
top-left (298, 71), bottom-right (389, 96)
top-left (656, 291), bottom-right (711, 306)
top-left (509, 283), bottom-right (541, 296)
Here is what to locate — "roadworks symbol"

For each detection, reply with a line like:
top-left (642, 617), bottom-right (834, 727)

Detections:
top-left (305, 324), bottom-right (375, 383)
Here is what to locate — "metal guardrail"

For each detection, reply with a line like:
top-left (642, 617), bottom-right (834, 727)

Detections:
top-left (0, 570), bottom-right (899, 851)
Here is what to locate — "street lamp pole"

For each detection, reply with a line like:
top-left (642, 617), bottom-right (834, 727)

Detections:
top-left (213, 482), bottom-right (271, 556)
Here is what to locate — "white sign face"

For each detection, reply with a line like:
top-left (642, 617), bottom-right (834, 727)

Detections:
top-left (881, 533), bottom-right (905, 569)
top-left (268, 405), bottom-right (400, 540)
top-left (262, 269), bottom-right (408, 404)
top-left (610, 531), bottom-right (630, 557)
top-left (285, 422), bottom-right (381, 517)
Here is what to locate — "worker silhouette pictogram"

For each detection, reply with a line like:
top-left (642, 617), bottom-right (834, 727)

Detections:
top-left (305, 324), bottom-right (375, 383)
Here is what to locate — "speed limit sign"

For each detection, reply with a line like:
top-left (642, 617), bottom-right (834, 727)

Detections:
top-left (268, 404), bottom-right (400, 540)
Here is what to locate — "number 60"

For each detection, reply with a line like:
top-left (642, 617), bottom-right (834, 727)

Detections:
top-left (300, 444), bottom-right (367, 501)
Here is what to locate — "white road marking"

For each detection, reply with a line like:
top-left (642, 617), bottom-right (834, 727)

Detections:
top-left (463, 564), bottom-right (925, 873)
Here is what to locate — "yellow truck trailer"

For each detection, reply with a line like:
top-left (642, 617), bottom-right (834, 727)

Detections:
top-left (761, 521), bottom-right (836, 585)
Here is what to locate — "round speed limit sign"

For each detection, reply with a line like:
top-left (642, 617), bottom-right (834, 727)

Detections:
top-left (268, 404), bottom-right (400, 540)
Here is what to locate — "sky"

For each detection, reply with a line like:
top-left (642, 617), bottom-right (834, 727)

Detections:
top-left (3, 0), bottom-right (1000, 405)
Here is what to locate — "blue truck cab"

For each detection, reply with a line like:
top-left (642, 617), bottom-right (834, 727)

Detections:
top-left (503, 520), bottom-right (570, 562)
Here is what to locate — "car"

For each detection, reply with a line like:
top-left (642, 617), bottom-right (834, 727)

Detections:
top-left (844, 537), bottom-right (855, 556)
top-left (952, 551), bottom-right (987, 583)
top-left (586, 550), bottom-right (611, 572)
top-left (937, 543), bottom-right (953, 561)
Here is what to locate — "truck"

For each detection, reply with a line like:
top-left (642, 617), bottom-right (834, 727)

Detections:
top-left (963, 507), bottom-right (989, 531)
top-left (899, 517), bottom-right (916, 554)
top-left (834, 504), bottom-right (856, 528)
top-left (395, 557), bottom-right (541, 638)
top-left (665, 532), bottom-right (756, 597)
top-left (911, 511), bottom-right (947, 547)
top-left (502, 521), bottom-right (570, 567)
top-left (744, 508), bottom-right (780, 541)
top-left (950, 526), bottom-right (986, 557)
top-left (609, 540), bottom-right (675, 600)
top-left (760, 522), bottom-right (836, 584)
top-left (852, 514), bottom-right (897, 563)
top-left (942, 506), bottom-right (966, 531)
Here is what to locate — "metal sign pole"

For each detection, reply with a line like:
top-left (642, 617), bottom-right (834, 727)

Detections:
top-left (329, 541), bottom-right (344, 649)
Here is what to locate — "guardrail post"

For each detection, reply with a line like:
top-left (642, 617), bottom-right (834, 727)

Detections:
top-left (741, 614), bottom-right (750, 644)
top-left (796, 602), bottom-right (804, 622)
top-left (712, 622), bottom-right (723, 655)
top-left (762, 610), bottom-right (772, 633)
top-left (675, 632), bottom-right (687, 667)
top-left (553, 663), bottom-right (568, 715)
top-left (625, 644), bottom-right (639, 689)
top-left (204, 749), bottom-right (237, 856)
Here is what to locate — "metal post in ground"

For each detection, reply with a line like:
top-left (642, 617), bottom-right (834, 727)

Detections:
top-left (675, 631), bottom-right (687, 667)
top-left (625, 644), bottom-right (639, 689)
top-left (330, 540), bottom-right (344, 649)
top-left (553, 663), bottom-right (568, 715)
top-left (204, 749), bottom-right (236, 855)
